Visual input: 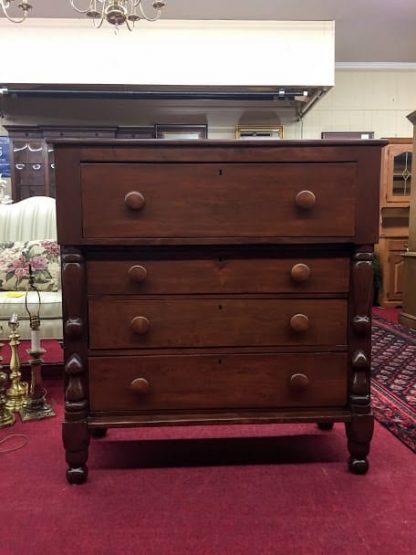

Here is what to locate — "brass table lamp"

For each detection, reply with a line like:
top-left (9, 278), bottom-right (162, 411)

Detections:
top-left (20, 267), bottom-right (55, 421)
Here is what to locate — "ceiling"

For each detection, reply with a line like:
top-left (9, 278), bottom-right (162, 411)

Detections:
top-left (3, 0), bottom-right (416, 64)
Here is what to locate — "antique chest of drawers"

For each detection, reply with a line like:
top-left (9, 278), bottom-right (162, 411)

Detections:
top-left (53, 139), bottom-right (385, 483)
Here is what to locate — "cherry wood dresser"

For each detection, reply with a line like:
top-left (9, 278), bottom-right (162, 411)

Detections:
top-left (53, 139), bottom-right (386, 484)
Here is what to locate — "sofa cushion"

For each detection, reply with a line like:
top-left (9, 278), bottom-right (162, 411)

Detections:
top-left (0, 290), bottom-right (63, 340)
top-left (0, 290), bottom-right (62, 319)
top-left (0, 240), bottom-right (61, 292)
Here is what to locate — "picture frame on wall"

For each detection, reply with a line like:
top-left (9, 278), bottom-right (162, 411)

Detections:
top-left (0, 136), bottom-right (11, 178)
top-left (236, 125), bottom-right (284, 140)
top-left (156, 124), bottom-right (208, 140)
top-left (321, 131), bottom-right (375, 140)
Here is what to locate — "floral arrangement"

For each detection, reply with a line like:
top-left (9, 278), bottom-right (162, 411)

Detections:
top-left (0, 240), bottom-right (61, 292)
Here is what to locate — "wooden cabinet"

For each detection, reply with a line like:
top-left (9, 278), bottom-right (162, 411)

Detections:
top-left (53, 139), bottom-right (385, 483)
top-left (5, 125), bottom-right (156, 201)
top-left (382, 140), bottom-right (412, 206)
top-left (376, 138), bottom-right (413, 307)
top-left (376, 237), bottom-right (407, 305)
top-left (400, 113), bottom-right (416, 328)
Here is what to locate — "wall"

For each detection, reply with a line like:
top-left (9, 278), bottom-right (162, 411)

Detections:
top-left (299, 69), bottom-right (416, 139)
top-left (1, 70), bottom-right (415, 141)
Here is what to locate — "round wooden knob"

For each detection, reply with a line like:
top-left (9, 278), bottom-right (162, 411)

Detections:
top-left (128, 265), bottom-right (148, 283)
top-left (129, 377), bottom-right (150, 395)
top-left (290, 313), bottom-right (310, 333)
top-left (290, 263), bottom-right (311, 282)
top-left (124, 191), bottom-right (145, 211)
top-left (289, 373), bottom-right (310, 391)
top-left (295, 190), bottom-right (316, 210)
top-left (130, 316), bottom-right (150, 335)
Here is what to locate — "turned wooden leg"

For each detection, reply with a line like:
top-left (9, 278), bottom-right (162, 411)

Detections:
top-left (345, 414), bottom-right (374, 475)
top-left (90, 427), bottom-right (108, 438)
top-left (63, 421), bottom-right (90, 484)
top-left (317, 422), bottom-right (334, 431)
top-left (348, 248), bottom-right (374, 475)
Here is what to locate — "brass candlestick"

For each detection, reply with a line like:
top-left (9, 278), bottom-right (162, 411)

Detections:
top-left (20, 269), bottom-right (55, 421)
top-left (5, 314), bottom-right (28, 412)
top-left (0, 326), bottom-right (15, 428)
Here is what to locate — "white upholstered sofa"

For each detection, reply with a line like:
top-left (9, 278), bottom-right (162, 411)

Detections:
top-left (0, 196), bottom-right (63, 340)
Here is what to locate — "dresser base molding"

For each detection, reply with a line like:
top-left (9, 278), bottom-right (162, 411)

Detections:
top-left (87, 410), bottom-right (353, 428)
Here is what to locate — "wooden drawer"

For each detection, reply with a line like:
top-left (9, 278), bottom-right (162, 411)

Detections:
top-left (87, 257), bottom-right (350, 295)
top-left (89, 298), bottom-right (347, 349)
top-left (89, 352), bottom-right (348, 412)
top-left (388, 238), bottom-right (408, 252)
top-left (81, 163), bottom-right (356, 239)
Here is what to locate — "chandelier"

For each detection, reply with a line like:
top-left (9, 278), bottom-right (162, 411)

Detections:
top-left (0, 1), bottom-right (32, 23)
top-left (69, 1), bottom-right (167, 30)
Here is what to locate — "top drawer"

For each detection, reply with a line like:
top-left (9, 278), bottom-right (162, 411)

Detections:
top-left (81, 163), bottom-right (356, 239)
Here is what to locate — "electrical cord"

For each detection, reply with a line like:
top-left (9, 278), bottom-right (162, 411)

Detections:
top-left (0, 434), bottom-right (28, 453)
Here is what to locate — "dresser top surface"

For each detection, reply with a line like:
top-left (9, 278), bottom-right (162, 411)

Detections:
top-left (51, 138), bottom-right (388, 148)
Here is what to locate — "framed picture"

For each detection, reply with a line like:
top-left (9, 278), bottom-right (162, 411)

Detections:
top-left (156, 124), bottom-right (207, 140)
top-left (0, 136), bottom-right (11, 178)
top-left (321, 131), bottom-right (374, 140)
top-left (236, 125), bottom-right (284, 140)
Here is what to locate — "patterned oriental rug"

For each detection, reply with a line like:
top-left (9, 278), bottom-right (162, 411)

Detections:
top-left (371, 314), bottom-right (416, 453)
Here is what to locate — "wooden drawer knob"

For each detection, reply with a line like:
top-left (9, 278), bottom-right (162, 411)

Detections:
top-left (290, 263), bottom-right (311, 282)
top-left (289, 373), bottom-right (310, 391)
top-left (295, 190), bottom-right (316, 210)
top-left (124, 191), bottom-right (145, 211)
top-left (128, 265), bottom-right (148, 283)
top-left (129, 377), bottom-right (150, 395)
top-left (130, 316), bottom-right (150, 335)
top-left (290, 313), bottom-right (310, 332)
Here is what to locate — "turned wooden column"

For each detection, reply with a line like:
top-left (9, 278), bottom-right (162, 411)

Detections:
top-left (61, 248), bottom-right (90, 484)
top-left (346, 246), bottom-right (374, 474)
top-left (399, 110), bottom-right (416, 329)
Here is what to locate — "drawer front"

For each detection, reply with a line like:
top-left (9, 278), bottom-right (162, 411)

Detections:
top-left (388, 239), bottom-right (407, 252)
top-left (89, 352), bottom-right (348, 412)
top-left (89, 298), bottom-right (347, 349)
top-left (81, 163), bottom-right (356, 238)
top-left (87, 257), bottom-right (350, 295)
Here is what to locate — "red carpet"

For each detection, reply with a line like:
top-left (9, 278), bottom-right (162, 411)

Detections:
top-left (0, 381), bottom-right (415, 555)
top-left (371, 314), bottom-right (416, 452)
top-left (372, 306), bottom-right (399, 323)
